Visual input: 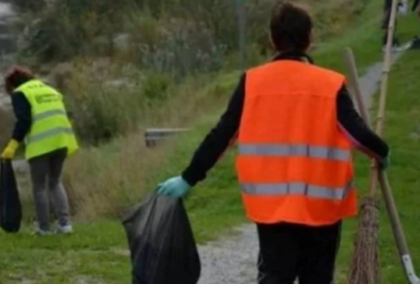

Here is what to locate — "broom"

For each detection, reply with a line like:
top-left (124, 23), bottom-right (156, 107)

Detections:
top-left (345, 51), bottom-right (420, 284)
top-left (346, 0), bottom-right (399, 283)
top-left (345, 48), bottom-right (381, 284)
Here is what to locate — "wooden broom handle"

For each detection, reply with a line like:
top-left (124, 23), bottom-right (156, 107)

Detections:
top-left (370, 0), bottom-right (399, 195)
top-left (376, 0), bottom-right (398, 135)
top-left (343, 48), bottom-right (371, 124)
top-left (343, 48), bottom-right (380, 197)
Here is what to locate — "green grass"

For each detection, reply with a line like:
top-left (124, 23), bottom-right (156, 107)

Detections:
top-left (376, 50), bottom-right (420, 282)
top-left (1, 2), bottom-right (420, 283)
top-left (334, 49), bottom-right (420, 283)
top-left (0, 221), bottom-right (131, 284)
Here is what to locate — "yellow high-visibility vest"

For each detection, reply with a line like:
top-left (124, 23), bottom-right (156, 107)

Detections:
top-left (16, 79), bottom-right (78, 160)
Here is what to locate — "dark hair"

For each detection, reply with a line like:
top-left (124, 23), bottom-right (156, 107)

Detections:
top-left (270, 2), bottom-right (313, 52)
top-left (4, 66), bottom-right (34, 95)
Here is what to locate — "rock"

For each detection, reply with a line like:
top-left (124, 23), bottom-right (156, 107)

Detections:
top-left (0, 3), bottom-right (14, 19)
top-left (104, 78), bottom-right (130, 88)
top-left (0, 2), bottom-right (17, 55)
top-left (113, 33), bottom-right (131, 53)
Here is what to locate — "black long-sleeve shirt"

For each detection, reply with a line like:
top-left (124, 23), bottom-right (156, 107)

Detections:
top-left (182, 52), bottom-right (389, 186)
top-left (11, 91), bottom-right (32, 142)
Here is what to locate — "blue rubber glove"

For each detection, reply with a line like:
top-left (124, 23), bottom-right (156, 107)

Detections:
top-left (158, 176), bottom-right (191, 198)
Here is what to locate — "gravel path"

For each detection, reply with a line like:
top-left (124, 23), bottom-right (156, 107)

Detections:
top-left (197, 47), bottom-right (410, 284)
top-left (358, 50), bottom-right (407, 109)
top-left (198, 226), bottom-right (259, 284)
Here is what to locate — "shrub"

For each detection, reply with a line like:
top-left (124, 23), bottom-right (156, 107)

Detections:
top-left (16, 0), bottom-right (370, 220)
top-left (62, 60), bottom-right (175, 145)
top-left (141, 72), bottom-right (171, 103)
top-left (8, 0), bottom-right (45, 12)
top-left (18, 0), bottom-right (367, 70)
top-left (63, 71), bottom-right (239, 220)
top-left (139, 17), bottom-right (227, 76)
top-left (20, 0), bottom-right (127, 61)
top-left (63, 133), bottom-right (156, 219)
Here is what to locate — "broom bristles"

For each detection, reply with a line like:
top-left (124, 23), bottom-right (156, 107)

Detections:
top-left (348, 197), bottom-right (381, 284)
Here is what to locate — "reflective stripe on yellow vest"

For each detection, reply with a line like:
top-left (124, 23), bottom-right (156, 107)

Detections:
top-left (16, 79), bottom-right (78, 160)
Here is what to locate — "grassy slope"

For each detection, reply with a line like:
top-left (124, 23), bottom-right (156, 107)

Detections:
top-left (1, 1), bottom-right (420, 283)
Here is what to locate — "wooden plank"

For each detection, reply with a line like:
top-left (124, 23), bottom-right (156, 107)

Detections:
top-left (144, 128), bottom-right (190, 148)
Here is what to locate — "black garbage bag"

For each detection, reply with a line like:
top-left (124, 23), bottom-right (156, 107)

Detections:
top-left (122, 193), bottom-right (201, 284)
top-left (0, 160), bottom-right (22, 233)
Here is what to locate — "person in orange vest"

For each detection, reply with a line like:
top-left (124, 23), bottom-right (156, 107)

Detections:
top-left (158, 2), bottom-right (389, 283)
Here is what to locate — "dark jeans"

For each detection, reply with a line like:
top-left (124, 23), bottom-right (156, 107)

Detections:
top-left (29, 148), bottom-right (70, 231)
top-left (257, 222), bottom-right (342, 284)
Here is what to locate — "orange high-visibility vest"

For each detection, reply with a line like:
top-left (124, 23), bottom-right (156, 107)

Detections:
top-left (237, 60), bottom-right (357, 226)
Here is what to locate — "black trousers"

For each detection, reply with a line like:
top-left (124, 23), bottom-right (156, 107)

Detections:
top-left (257, 222), bottom-right (342, 284)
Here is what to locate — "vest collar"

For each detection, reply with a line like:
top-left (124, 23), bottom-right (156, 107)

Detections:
top-left (273, 51), bottom-right (314, 64)
top-left (15, 79), bottom-right (41, 92)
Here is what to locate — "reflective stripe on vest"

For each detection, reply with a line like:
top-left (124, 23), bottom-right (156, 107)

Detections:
top-left (239, 144), bottom-right (350, 161)
top-left (26, 127), bottom-right (74, 145)
top-left (241, 181), bottom-right (353, 200)
top-left (33, 109), bottom-right (67, 122)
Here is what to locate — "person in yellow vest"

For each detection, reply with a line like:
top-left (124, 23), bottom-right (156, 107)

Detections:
top-left (158, 2), bottom-right (390, 284)
top-left (1, 66), bottom-right (78, 235)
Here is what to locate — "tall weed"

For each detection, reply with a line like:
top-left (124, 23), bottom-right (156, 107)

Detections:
top-left (63, 59), bottom-right (175, 145)
top-left (64, 72), bottom-right (239, 219)
top-left (15, 0), bottom-right (370, 220)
